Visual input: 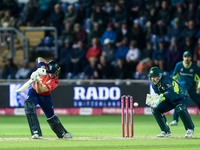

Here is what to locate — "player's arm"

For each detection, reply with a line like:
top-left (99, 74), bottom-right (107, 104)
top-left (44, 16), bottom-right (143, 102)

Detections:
top-left (159, 79), bottom-right (180, 102)
top-left (35, 81), bottom-right (49, 93)
top-left (172, 63), bottom-right (179, 80)
top-left (194, 66), bottom-right (200, 94)
top-left (38, 57), bottom-right (47, 68)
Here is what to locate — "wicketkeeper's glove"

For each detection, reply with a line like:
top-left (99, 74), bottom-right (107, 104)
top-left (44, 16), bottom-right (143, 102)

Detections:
top-left (156, 94), bottom-right (166, 106)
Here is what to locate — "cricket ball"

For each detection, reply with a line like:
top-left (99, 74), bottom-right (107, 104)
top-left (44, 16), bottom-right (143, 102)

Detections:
top-left (133, 102), bottom-right (139, 107)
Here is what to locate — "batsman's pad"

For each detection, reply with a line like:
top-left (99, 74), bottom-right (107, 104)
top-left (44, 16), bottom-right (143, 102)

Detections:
top-left (175, 104), bottom-right (194, 130)
top-left (146, 94), bottom-right (160, 107)
top-left (25, 100), bottom-right (42, 136)
top-left (47, 115), bottom-right (67, 138)
top-left (152, 107), bottom-right (170, 133)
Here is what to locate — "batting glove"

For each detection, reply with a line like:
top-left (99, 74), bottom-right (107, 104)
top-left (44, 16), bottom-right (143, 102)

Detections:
top-left (30, 72), bottom-right (40, 82)
top-left (36, 68), bottom-right (46, 76)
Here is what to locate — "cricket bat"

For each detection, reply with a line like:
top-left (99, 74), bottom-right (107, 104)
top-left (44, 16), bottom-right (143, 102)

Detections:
top-left (15, 78), bottom-right (35, 93)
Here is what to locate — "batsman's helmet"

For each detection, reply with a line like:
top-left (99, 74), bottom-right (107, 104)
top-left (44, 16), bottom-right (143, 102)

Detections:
top-left (46, 60), bottom-right (60, 76)
top-left (148, 67), bottom-right (163, 77)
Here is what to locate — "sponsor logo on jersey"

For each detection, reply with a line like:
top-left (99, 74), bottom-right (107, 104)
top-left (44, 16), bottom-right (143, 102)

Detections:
top-left (166, 84), bottom-right (171, 87)
top-left (179, 72), bottom-right (193, 76)
top-left (190, 69), bottom-right (194, 73)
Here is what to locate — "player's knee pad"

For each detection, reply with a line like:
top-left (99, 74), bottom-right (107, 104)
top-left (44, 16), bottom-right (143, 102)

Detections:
top-left (175, 104), bottom-right (186, 113)
top-left (175, 104), bottom-right (194, 130)
top-left (25, 100), bottom-right (36, 115)
top-left (47, 115), bottom-right (67, 138)
top-left (24, 100), bottom-right (42, 136)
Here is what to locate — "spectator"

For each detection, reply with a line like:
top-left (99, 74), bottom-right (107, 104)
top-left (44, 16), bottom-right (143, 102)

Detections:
top-left (183, 1), bottom-right (196, 26)
top-left (167, 37), bottom-right (182, 73)
top-left (71, 41), bottom-right (86, 77)
top-left (114, 37), bottom-right (129, 62)
top-left (102, 38), bottom-right (115, 63)
top-left (182, 37), bottom-right (195, 56)
top-left (100, 22), bottom-right (116, 45)
top-left (63, 5), bottom-right (77, 25)
top-left (0, 0), bottom-right (4, 20)
top-left (167, 18), bottom-right (182, 44)
top-left (97, 55), bottom-right (114, 79)
top-left (114, 58), bottom-right (131, 79)
top-left (126, 41), bottom-right (141, 72)
top-left (84, 57), bottom-right (99, 79)
top-left (171, 0), bottom-right (184, 7)
top-left (180, 20), bottom-right (197, 46)
top-left (48, 4), bottom-right (65, 36)
top-left (130, 19), bottom-right (145, 50)
top-left (116, 23), bottom-right (129, 47)
top-left (136, 42), bottom-right (154, 76)
top-left (145, 7), bottom-right (157, 39)
top-left (85, 38), bottom-right (102, 61)
top-left (59, 39), bottom-right (73, 78)
top-left (61, 23), bottom-right (75, 45)
top-left (113, 4), bottom-right (126, 28)
top-left (172, 3), bottom-right (185, 21)
top-left (129, 0), bottom-right (144, 22)
top-left (75, 3), bottom-right (86, 25)
top-left (2, 58), bottom-right (18, 79)
top-left (91, 5), bottom-right (106, 26)
top-left (196, 5), bottom-right (200, 27)
top-left (34, 0), bottom-right (57, 26)
top-left (15, 61), bottom-right (31, 79)
top-left (0, 10), bottom-right (15, 27)
top-left (193, 38), bottom-right (200, 67)
top-left (153, 0), bottom-right (170, 36)
top-left (141, 41), bottom-right (154, 60)
top-left (87, 23), bottom-right (103, 45)
top-left (79, 0), bottom-right (92, 19)
top-left (22, 0), bottom-right (40, 25)
top-left (152, 40), bottom-right (167, 71)
top-left (102, 2), bottom-right (114, 15)
top-left (4, 0), bottom-right (19, 18)
top-left (0, 10), bottom-right (15, 45)
top-left (74, 23), bottom-right (87, 44)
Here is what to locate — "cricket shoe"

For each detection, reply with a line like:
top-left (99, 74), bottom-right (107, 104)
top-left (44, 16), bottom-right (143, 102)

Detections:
top-left (31, 134), bottom-right (42, 139)
top-left (185, 129), bottom-right (194, 138)
top-left (63, 132), bottom-right (73, 138)
top-left (157, 131), bottom-right (171, 138)
top-left (170, 120), bottom-right (178, 126)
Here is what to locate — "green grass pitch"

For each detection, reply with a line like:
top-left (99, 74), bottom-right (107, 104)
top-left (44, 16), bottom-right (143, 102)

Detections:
top-left (0, 115), bottom-right (200, 150)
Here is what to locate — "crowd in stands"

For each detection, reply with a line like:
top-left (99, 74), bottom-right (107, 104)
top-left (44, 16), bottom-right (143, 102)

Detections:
top-left (1, 0), bottom-right (200, 80)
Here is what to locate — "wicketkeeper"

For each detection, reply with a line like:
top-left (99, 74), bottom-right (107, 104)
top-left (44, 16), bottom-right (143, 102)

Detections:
top-left (146, 66), bottom-right (194, 138)
top-left (25, 57), bottom-right (72, 139)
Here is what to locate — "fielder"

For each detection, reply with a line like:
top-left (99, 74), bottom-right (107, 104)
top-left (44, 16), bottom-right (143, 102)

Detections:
top-left (147, 66), bottom-right (194, 138)
top-left (25, 57), bottom-right (72, 139)
top-left (170, 51), bottom-right (200, 126)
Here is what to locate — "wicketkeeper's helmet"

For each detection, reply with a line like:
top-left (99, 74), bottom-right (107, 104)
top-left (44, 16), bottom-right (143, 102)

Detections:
top-left (46, 60), bottom-right (60, 76)
top-left (148, 67), bottom-right (163, 77)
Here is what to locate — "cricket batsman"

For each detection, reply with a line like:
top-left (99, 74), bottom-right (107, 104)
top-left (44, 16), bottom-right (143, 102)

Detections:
top-left (25, 57), bottom-right (72, 139)
top-left (170, 51), bottom-right (200, 126)
top-left (148, 66), bottom-right (194, 138)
